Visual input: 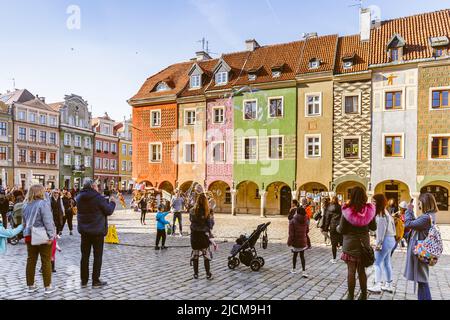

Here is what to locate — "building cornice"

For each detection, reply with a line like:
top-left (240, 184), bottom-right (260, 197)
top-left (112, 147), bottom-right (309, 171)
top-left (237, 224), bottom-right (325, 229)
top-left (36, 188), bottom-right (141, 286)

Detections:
top-left (368, 57), bottom-right (450, 69)
top-left (128, 95), bottom-right (177, 107)
top-left (60, 124), bottom-right (95, 135)
top-left (418, 57), bottom-right (450, 68)
top-left (333, 70), bottom-right (372, 82)
top-left (296, 71), bottom-right (334, 83)
top-left (177, 95), bottom-right (206, 104)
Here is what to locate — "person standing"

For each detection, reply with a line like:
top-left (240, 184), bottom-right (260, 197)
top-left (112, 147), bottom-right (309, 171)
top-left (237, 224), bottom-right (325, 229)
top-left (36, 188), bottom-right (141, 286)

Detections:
top-left (139, 196), bottom-right (148, 225)
top-left (190, 194), bottom-right (213, 280)
top-left (368, 194), bottom-right (397, 294)
top-left (300, 198), bottom-right (312, 249)
top-left (287, 207), bottom-right (309, 278)
top-left (391, 201), bottom-right (408, 256)
top-left (76, 178), bottom-right (116, 288)
top-left (322, 196), bottom-right (343, 264)
top-left (0, 192), bottom-right (9, 228)
top-left (22, 185), bottom-right (57, 294)
top-left (404, 193), bottom-right (438, 301)
top-left (62, 191), bottom-right (75, 236)
top-left (50, 190), bottom-right (65, 236)
top-left (387, 199), bottom-right (397, 215)
top-left (155, 205), bottom-right (170, 250)
top-left (171, 190), bottom-right (185, 237)
top-left (337, 187), bottom-right (376, 300)
top-left (288, 200), bottom-right (299, 221)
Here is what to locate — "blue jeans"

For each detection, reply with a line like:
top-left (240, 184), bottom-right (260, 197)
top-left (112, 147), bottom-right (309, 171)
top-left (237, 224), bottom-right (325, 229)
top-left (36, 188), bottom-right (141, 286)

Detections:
top-left (418, 282), bottom-right (432, 300)
top-left (374, 235), bottom-right (396, 283)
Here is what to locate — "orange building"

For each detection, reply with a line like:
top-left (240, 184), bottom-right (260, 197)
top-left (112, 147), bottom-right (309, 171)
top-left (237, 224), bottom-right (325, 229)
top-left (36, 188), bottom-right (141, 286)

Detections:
top-left (128, 62), bottom-right (191, 192)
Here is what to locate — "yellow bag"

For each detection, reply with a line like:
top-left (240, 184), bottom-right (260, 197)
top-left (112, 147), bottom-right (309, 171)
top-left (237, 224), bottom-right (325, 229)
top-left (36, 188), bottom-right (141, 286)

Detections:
top-left (105, 225), bottom-right (120, 244)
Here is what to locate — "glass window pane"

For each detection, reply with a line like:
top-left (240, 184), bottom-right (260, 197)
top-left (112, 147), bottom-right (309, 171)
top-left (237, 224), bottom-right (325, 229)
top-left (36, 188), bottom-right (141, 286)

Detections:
top-left (442, 91), bottom-right (449, 106)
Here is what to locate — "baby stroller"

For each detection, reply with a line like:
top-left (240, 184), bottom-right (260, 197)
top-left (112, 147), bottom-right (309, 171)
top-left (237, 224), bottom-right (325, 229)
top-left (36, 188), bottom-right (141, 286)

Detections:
top-left (7, 207), bottom-right (23, 246)
top-left (228, 222), bottom-right (271, 272)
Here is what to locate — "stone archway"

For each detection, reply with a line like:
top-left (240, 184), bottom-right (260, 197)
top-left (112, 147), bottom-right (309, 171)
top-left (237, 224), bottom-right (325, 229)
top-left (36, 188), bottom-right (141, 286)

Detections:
top-left (265, 181), bottom-right (291, 215)
top-left (158, 181), bottom-right (174, 194)
top-left (336, 181), bottom-right (366, 202)
top-left (208, 181), bottom-right (232, 214)
top-left (420, 180), bottom-right (450, 224)
top-left (236, 181), bottom-right (260, 215)
top-left (375, 180), bottom-right (411, 211)
top-left (297, 182), bottom-right (328, 199)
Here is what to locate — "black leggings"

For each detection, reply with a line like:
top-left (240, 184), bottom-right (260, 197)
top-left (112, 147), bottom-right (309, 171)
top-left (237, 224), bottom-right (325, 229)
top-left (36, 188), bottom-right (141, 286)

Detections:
top-left (332, 245), bottom-right (337, 260)
top-left (293, 251), bottom-right (306, 271)
top-left (192, 250), bottom-right (211, 276)
top-left (141, 210), bottom-right (147, 224)
top-left (156, 229), bottom-right (166, 247)
top-left (346, 261), bottom-right (367, 298)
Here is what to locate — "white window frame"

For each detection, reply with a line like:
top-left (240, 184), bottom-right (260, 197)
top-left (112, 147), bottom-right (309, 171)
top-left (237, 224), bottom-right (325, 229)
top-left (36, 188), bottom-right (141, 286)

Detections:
top-left (49, 132), bottom-right (57, 145)
top-left (242, 137), bottom-right (259, 161)
top-left (212, 106), bottom-right (225, 124)
top-left (85, 137), bottom-right (91, 149)
top-left (39, 114), bottom-right (47, 125)
top-left (305, 93), bottom-right (322, 117)
top-left (382, 132), bottom-right (405, 159)
top-left (305, 134), bottom-right (322, 159)
top-left (111, 143), bottom-right (117, 153)
top-left (17, 110), bottom-right (26, 121)
top-left (122, 160), bottom-right (127, 171)
top-left (122, 144), bottom-right (127, 155)
top-left (342, 92), bottom-right (362, 115)
top-left (268, 96), bottom-right (284, 119)
top-left (267, 135), bottom-right (284, 160)
top-left (183, 142), bottom-right (198, 164)
top-left (428, 133), bottom-right (450, 161)
top-left (85, 156), bottom-right (92, 168)
top-left (429, 86), bottom-right (450, 111)
top-left (150, 110), bottom-right (161, 128)
top-left (50, 116), bottom-right (57, 127)
top-left (64, 133), bottom-right (71, 146)
top-left (110, 159), bottom-right (116, 170)
top-left (18, 127), bottom-right (27, 140)
top-left (190, 75), bottom-right (201, 89)
top-left (74, 135), bottom-right (82, 147)
top-left (74, 155), bottom-right (82, 166)
top-left (243, 99), bottom-right (258, 121)
top-left (149, 142), bottom-right (162, 163)
top-left (215, 72), bottom-right (228, 86)
top-left (64, 154), bottom-right (71, 166)
top-left (128, 161), bottom-right (132, 172)
top-left (341, 136), bottom-right (362, 160)
top-left (309, 59), bottom-right (320, 69)
top-left (382, 87), bottom-right (406, 112)
top-left (0, 121), bottom-right (7, 137)
top-left (103, 158), bottom-right (109, 170)
top-left (29, 112), bottom-right (37, 123)
top-left (184, 109), bottom-right (197, 126)
top-left (104, 142), bottom-right (110, 152)
top-left (211, 141), bottom-right (226, 163)
top-left (95, 157), bottom-right (101, 169)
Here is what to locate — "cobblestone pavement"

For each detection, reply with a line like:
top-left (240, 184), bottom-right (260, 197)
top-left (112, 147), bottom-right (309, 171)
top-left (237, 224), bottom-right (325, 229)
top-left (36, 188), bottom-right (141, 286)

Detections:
top-left (1, 208), bottom-right (449, 300)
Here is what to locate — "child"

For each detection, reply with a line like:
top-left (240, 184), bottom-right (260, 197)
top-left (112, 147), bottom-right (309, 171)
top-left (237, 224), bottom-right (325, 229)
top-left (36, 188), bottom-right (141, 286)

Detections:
top-left (0, 220), bottom-right (23, 255)
top-left (155, 205), bottom-right (170, 250)
top-left (51, 235), bottom-right (62, 272)
top-left (207, 210), bottom-right (218, 252)
top-left (287, 209), bottom-right (309, 278)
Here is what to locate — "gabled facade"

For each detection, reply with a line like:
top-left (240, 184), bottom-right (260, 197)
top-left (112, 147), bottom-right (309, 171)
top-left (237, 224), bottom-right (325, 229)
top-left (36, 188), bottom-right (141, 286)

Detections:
top-left (49, 94), bottom-right (94, 190)
top-left (115, 119), bottom-right (134, 192)
top-left (332, 35), bottom-right (372, 201)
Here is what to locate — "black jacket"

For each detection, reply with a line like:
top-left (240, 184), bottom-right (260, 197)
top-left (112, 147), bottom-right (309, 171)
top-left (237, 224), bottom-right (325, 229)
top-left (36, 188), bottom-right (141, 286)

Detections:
top-left (337, 211), bottom-right (377, 257)
top-left (76, 188), bottom-right (116, 236)
top-left (322, 204), bottom-right (342, 233)
top-left (0, 198), bottom-right (9, 214)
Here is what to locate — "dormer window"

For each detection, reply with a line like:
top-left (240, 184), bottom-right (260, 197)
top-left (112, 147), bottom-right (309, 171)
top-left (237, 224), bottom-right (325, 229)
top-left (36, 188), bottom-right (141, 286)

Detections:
top-left (248, 73), bottom-right (257, 81)
top-left (190, 75), bottom-right (201, 89)
top-left (342, 54), bottom-right (355, 69)
top-left (309, 58), bottom-right (320, 69)
top-left (272, 70), bottom-right (281, 78)
top-left (215, 72), bottom-right (228, 85)
top-left (343, 61), bottom-right (353, 69)
top-left (430, 36), bottom-right (449, 58)
top-left (155, 82), bottom-right (170, 92)
top-left (387, 34), bottom-right (406, 62)
top-left (390, 48), bottom-right (399, 62)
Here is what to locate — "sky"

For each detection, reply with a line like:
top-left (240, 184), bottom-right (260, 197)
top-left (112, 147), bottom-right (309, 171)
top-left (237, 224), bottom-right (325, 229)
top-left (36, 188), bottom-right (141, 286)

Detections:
top-left (0, 0), bottom-right (449, 121)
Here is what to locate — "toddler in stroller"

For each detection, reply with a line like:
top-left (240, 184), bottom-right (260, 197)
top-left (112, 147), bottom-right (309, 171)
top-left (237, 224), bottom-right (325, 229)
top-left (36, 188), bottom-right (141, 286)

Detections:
top-left (228, 222), bottom-right (270, 272)
top-left (7, 204), bottom-right (23, 246)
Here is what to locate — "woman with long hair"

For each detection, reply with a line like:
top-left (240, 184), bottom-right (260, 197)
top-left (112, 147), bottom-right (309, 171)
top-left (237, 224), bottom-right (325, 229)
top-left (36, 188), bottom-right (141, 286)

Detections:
top-left (337, 187), bottom-right (376, 300)
top-left (404, 193), bottom-right (439, 300)
top-left (190, 193), bottom-right (213, 280)
top-left (22, 185), bottom-right (57, 294)
top-left (368, 194), bottom-right (396, 294)
top-left (322, 196), bottom-right (343, 263)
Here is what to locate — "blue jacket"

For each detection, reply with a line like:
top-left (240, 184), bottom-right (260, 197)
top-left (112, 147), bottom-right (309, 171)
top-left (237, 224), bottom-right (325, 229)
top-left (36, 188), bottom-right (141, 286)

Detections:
top-left (156, 212), bottom-right (170, 230)
top-left (76, 188), bottom-right (116, 236)
top-left (0, 225), bottom-right (23, 255)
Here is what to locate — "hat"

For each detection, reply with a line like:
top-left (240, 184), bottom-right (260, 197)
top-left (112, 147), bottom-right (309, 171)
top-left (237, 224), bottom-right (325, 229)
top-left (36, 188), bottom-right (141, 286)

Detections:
top-left (399, 201), bottom-right (408, 210)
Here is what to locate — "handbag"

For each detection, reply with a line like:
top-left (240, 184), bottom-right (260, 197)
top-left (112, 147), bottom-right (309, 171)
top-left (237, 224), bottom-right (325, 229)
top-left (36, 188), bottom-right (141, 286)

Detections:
top-left (360, 238), bottom-right (375, 268)
top-left (414, 215), bottom-right (443, 266)
top-left (28, 202), bottom-right (50, 246)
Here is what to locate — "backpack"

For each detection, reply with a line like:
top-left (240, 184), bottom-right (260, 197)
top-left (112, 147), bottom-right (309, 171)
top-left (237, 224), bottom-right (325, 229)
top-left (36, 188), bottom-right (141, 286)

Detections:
top-left (414, 215), bottom-right (443, 266)
top-left (393, 214), bottom-right (405, 242)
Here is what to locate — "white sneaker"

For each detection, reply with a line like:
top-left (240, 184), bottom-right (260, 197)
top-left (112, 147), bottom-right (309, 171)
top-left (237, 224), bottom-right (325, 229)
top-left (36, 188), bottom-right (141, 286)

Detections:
top-left (368, 282), bottom-right (382, 294)
top-left (27, 285), bottom-right (38, 293)
top-left (44, 286), bottom-right (57, 294)
top-left (330, 259), bottom-right (337, 264)
top-left (381, 282), bottom-right (395, 293)
top-left (302, 272), bottom-right (309, 278)
top-left (290, 269), bottom-right (298, 274)
top-left (178, 234), bottom-right (183, 238)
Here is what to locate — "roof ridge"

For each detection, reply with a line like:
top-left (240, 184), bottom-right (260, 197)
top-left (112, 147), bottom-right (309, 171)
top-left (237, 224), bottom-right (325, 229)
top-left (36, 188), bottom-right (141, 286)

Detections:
top-left (380, 8), bottom-right (450, 24)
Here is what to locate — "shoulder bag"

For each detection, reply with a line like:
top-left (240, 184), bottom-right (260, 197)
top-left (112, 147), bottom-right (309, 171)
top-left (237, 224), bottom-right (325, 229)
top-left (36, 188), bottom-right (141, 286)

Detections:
top-left (360, 236), bottom-right (375, 267)
top-left (28, 202), bottom-right (51, 246)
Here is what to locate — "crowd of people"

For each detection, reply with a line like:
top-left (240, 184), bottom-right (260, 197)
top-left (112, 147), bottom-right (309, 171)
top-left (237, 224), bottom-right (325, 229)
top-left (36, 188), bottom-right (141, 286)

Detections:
top-left (287, 187), bottom-right (441, 300)
top-left (0, 181), bottom-right (443, 301)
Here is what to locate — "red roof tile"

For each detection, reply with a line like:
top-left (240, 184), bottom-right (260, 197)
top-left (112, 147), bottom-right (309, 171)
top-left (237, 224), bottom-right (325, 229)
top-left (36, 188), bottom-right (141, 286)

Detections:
top-left (369, 9), bottom-right (450, 65)
top-left (296, 34), bottom-right (339, 75)
top-left (335, 34), bottom-right (370, 74)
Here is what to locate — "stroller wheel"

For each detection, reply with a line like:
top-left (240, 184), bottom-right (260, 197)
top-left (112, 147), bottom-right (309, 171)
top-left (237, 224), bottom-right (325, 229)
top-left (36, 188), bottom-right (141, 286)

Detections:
top-left (250, 259), bottom-right (262, 272)
top-left (9, 237), bottom-right (19, 246)
top-left (228, 257), bottom-right (239, 270)
top-left (256, 257), bottom-right (265, 267)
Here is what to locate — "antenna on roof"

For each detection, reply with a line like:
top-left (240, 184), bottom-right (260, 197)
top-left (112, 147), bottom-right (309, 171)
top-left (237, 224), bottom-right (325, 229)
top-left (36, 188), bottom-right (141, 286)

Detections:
top-left (197, 37), bottom-right (217, 56)
top-left (9, 78), bottom-right (16, 91)
top-left (348, 0), bottom-right (363, 8)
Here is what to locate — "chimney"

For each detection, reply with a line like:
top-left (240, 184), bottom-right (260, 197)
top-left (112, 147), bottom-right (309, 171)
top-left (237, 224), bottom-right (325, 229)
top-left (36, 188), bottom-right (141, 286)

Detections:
top-left (360, 7), bottom-right (381, 41)
top-left (38, 96), bottom-right (45, 103)
top-left (195, 51), bottom-right (212, 61)
top-left (304, 32), bottom-right (318, 40)
top-left (245, 39), bottom-right (260, 51)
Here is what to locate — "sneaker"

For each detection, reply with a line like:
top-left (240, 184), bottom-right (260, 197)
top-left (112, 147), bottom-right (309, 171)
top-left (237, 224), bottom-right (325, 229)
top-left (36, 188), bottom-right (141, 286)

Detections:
top-left (27, 285), bottom-right (38, 293)
top-left (193, 274), bottom-right (199, 280)
top-left (92, 280), bottom-right (108, 288)
top-left (381, 282), bottom-right (395, 293)
top-left (290, 269), bottom-right (298, 274)
top-left (155, 246), bottom-right (160, 251)
top-left (330, 259), bottom-right (337, 264)
top-left (206, 273), bottom-right (213, 280)
top-left (44, 286), bottom-right (57, 294)
top-left (178, 234), bottom-right (183, 238)
top-left (368, 282), bottom-right (382, 294)
top-left (161, 246), bottom-right (168, 250)
top-left (302, 272), bottom-right (309, 278)
top-left (70, 231), bottom-right (73, 236)
top-left (81, 282), bottom-right (88, 288)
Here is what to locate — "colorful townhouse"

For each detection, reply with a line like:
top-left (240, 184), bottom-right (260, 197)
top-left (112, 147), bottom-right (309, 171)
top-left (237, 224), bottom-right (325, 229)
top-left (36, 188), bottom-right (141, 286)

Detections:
top-left (115, 118), bottom-right (134, 192)
top-left (332, 34), bottom-right (372, 201)
top-left (49, 94), bottom-right (94, 190)
top-left (12, 95), bottom-right (60, 189)
top-left (296, 34), bottom-right (338, 197)
top-left (232, 40), bottom-right (302, 216)
top-left (0, 93), bottom-right (15, 188)
top-left (416, 11), bottom-right (450, 223)
top-left (92, 113), bottom-right (120, 191)
top-left (129, 62), bottom-right (191, 193)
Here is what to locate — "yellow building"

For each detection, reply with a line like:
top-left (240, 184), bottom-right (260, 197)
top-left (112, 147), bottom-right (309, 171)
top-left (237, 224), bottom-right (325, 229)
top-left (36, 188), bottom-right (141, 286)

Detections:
top-left (115, 119), bottom-right (133, 191)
